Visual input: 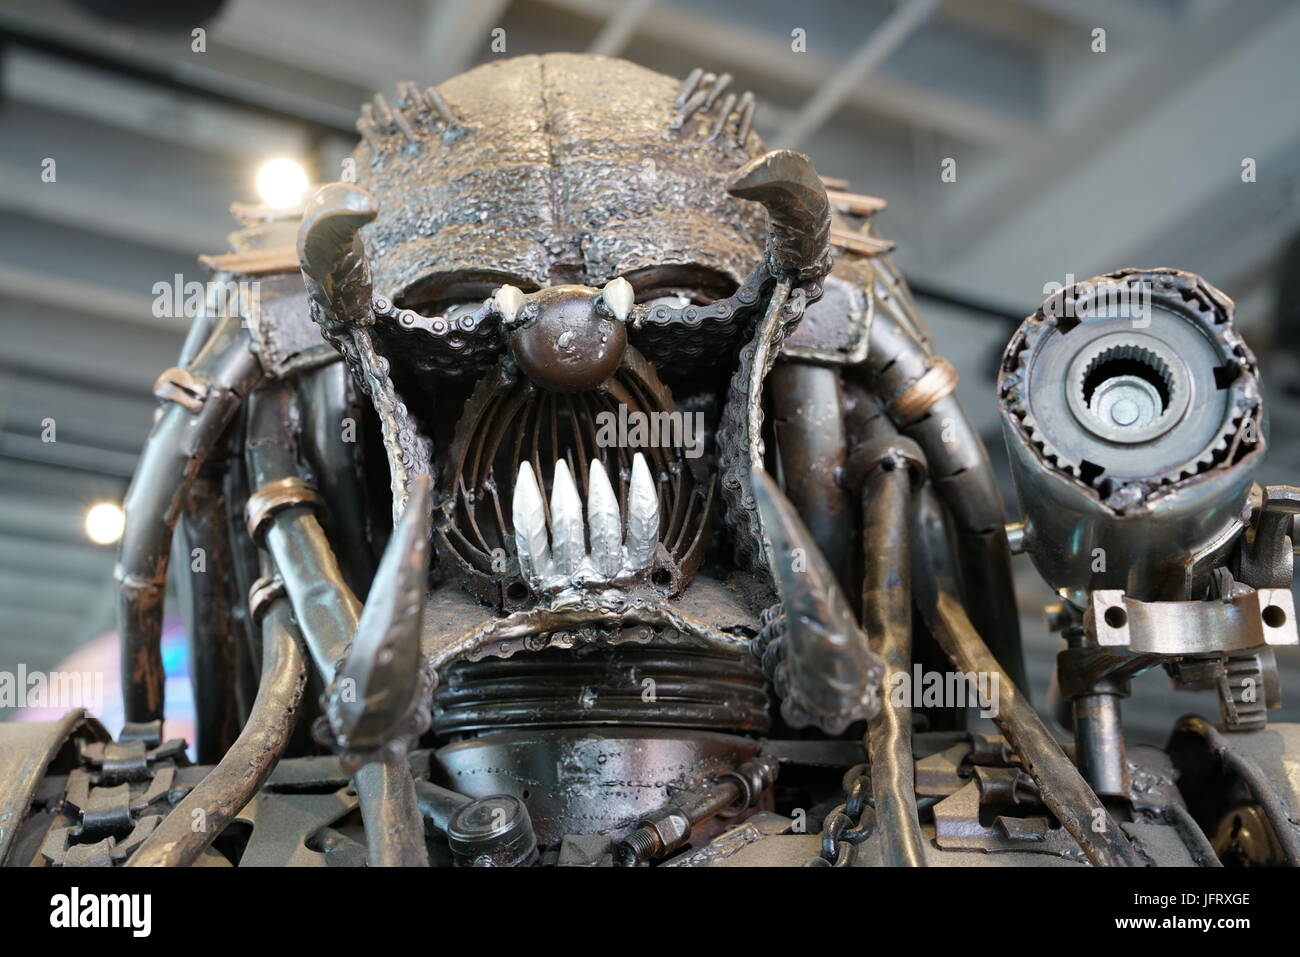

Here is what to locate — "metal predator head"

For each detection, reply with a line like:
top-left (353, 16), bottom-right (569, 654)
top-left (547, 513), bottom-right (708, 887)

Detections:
top-left (297, 53), bottom-right (834, 610)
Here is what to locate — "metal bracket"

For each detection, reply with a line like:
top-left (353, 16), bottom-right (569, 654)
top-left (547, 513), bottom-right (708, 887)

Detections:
top-left (1089, 587), bottom-right (1298, 655)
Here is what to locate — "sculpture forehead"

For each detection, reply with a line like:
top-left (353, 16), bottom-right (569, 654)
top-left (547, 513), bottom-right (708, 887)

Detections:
top-left (355, 53), bottom-right (765, 299)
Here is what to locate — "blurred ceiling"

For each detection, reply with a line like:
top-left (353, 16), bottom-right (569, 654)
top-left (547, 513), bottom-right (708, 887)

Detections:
top-left (3, 0), bottom-right (1300, 704)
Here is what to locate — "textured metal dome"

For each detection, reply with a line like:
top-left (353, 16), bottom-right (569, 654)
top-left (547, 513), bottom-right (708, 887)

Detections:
top-left (351, 53), bottom-right (767, 304)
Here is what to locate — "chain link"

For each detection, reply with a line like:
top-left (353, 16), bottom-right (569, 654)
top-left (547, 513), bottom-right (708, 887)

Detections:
top-left (806, 761), bottom-right (875, 866)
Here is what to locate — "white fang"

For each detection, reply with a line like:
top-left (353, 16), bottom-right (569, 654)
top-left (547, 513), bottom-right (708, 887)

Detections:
top-left (512, 460), bottom-right (551, 585)
top-left (549, 459), bottom-right (585, 577)
top-left (587, 459), bottom-right (622, 578)
top-left (624, 452), bottom-right (660, 572)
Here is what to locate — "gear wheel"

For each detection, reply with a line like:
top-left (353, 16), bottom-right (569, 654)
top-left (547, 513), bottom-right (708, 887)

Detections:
top-left (1000, 268), bottom-right (1263, 503)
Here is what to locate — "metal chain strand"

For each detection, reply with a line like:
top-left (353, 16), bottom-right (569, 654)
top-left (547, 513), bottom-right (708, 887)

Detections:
top-left (806, 762), bottom-right (875, 866)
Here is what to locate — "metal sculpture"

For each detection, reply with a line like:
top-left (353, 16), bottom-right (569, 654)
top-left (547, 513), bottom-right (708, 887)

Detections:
top-left (3, 53), bottom-right (1298, 869)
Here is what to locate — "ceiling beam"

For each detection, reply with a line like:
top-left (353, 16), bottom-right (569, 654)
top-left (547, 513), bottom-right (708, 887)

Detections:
top-left (776, 0), bottom-right (943, 149)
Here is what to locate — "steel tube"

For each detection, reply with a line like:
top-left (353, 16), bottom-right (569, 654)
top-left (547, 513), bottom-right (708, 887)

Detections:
top-left (355, 751), bottom-right (430, 867)
top-left (861, 461), bottom-right (927, 866)
top-left (118, 315), bottom-right (262, 723)
top-left (126, 599), bottom-right (306, 867)
top-left (245, 384), bottom-right (361, 675)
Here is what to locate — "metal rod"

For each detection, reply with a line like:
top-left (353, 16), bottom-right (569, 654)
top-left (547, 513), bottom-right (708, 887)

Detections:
top-left (355, 751), bottom-right (430, 867)
top-left (861, 459), bottom-right (927, 866)
top-left (1072, 691), bottom-right (1129, 798)
top-left (856, 281), bottom-right (1028, 691)
top-left (912, 524), bottom-right (1146, 867)
top-left (414, 780), bottom-right (472, 833)
top-left (126, 598), bottom-right (306, 867)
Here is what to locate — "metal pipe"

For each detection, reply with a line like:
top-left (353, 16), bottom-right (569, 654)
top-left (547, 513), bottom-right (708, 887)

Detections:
top-left (855, 270), bottom-right (1027, 691)
top-left (770, 363), bottom-right (854, 593)
top-left (245, 383), bottom-right (361, 675)
top-left (126, 598), bottom-right (306, 867)
top-left (355, 752), bottom-right (430, 867)
top-left (912, 525), bottom-right (1146, 867)
top-left (1172, 715), bottom-right (1300, 866)
top-left (1072, 691), bottom-right (1129, 798)
top-left (245, 383), bottom-right (431, 867)
top-left (175, 462), bottom-right (243, 762)
top-left (297, 361), bottom-right (375, 596)
top-left (414, 780), bottom-right (472, 833)
top-left (118, 314), bottom-right (262, 723)
top-left (860, 452), bottom-right (927, 867)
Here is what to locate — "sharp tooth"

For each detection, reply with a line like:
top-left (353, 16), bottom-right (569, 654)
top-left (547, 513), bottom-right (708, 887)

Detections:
top-left (624, 452), bottom-right (660, 571)
top-left (512, 460), bottom-right (552, 585)
top-left (587, 459), bottom-right (622, 578)
top-left (549, 459), bottom-right (585, 577)
top-left (494, 284), bottom-right (526, 323)
top-left (601, 276), bottom-right (634, 322)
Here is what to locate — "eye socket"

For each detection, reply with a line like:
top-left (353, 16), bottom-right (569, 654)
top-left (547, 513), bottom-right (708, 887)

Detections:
top-left (397, 272), bottom-right (537, 316)
top-left (622, 265), bottom-right (737, 307)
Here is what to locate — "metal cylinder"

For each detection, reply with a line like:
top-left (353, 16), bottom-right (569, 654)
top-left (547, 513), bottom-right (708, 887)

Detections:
top-left (1072, 692), bottom-right (1129, 798)
top-left (998, 268), bottom-right (1265, 602)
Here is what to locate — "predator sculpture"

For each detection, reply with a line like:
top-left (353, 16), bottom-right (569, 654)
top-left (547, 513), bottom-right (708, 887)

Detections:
top-left (3, 53), bottom-right (1299, 868)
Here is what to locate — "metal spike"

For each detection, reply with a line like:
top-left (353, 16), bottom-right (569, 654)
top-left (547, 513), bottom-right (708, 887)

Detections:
top-left (395, 80), bottom-right (420, 109)
top-left (735, 91), bottom-right (756, 144)
top-left (549, 458), bottom-right (585, 577)
top-left (750, 468), bottom-right (884, 731)
top-left (390, 101), bottom-right (420, 143)
top-left (624, 453), bottom-right (659, 571)
top-left (703, 73), bottom-right (732, 110)
top-left (422, 86), bottom-right (459, 127)
top-left (512, 460), bottom-right (552, 585)
top-left (587, 459), bottom-right (622, 578)
top-left (709, 92), bottom-right (737, 141)
top-left (328, 473), bottom-right (431, 751)
top-left (677, 67), bottom-right (704, 106)
top-left (372, 93), bottom-right (395, 129)
top-left (355, 117), bottom-right (384, 153)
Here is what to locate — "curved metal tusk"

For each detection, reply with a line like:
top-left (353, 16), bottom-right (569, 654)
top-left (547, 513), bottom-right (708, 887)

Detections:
top-left (726, 149), bottom-right (831, 279)
top-left (126, 594), bottom-right (307, 867)
top-left (327, 473), bottom-right (432, 753)
top-left (750, 467), bottom-right (884, 734)
top-left (297, 182), bottom-right (379, 332)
